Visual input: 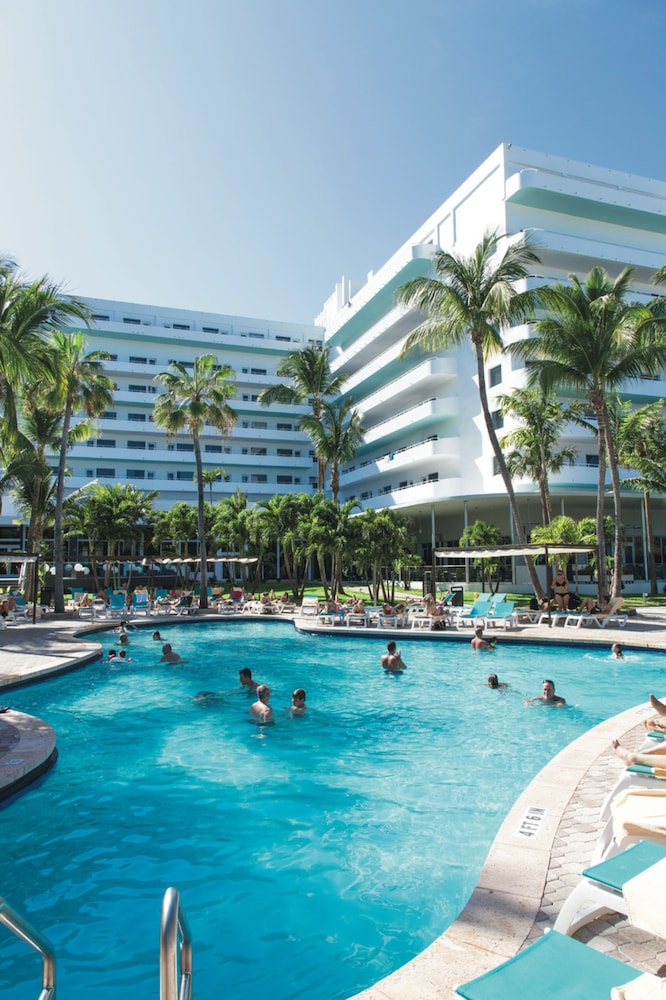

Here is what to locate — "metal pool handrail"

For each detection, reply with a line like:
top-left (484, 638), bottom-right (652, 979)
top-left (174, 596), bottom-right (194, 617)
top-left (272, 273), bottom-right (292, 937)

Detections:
top-left (160, 887), bottom-right (192, 1000)
top-left (0, 896), bottom-right (55, 1000)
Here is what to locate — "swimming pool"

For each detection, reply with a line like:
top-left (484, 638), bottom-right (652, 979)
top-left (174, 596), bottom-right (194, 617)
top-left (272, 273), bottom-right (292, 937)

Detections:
top-left (0, 622), bottom-right (662, 999)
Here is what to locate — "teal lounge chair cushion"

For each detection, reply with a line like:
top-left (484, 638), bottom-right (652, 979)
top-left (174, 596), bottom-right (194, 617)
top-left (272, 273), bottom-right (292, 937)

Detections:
top-left (581, 839), bottom-right (666, 891)
top-left (456, 931), bottom-right (638, 1000)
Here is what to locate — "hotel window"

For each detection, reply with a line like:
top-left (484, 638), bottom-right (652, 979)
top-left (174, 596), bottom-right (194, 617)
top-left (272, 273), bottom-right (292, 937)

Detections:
top-left (127, 441), bottom-right (146, 449)
top-left (251, 474), bottom-right (267, 483)
top-left (129, 356), bottom-right (148, 364)
top-left (96, 468), bottom-right (116, 478)
top-left (489, 364), bottom-right (502, 387)
top-left (129, 384), bottom-right (147, 393)
top-left (176, 443), bottom-right (194, 452)
top-left (128, 413), bottom-right (146, 421)
top-left (127, 469), bottom-right (145, 479)
top-left (277, 475), bottom-right (293, 484)
top-left (251, 421), bottom-right (267, 429)
top-left (250, 447), bottom-right (267, 456)
top-left (202, 326), bottom-right (219, 334)
top-left (205, 445), bottom-right (223, 453)
top-left (176, 471), bottom-right (192, 480)
top-left (491, 410), bottom-right (504, 430)
top-left (586, 454), bottom-right (600, 467)
top-left (123, 317), bottom-right (140, 325)
top-left (173, 323), bottom-right (190, 331)
top-left (97, 439), bottom-right (116, 448)
top-left (250, 368), bottom-right (267, 375)
top-left (102, 411), bottom-right (117, 419)
top-left (277, 423), bottom-right (292, 431)
top-left (92, 314), bottom-right (110, 322)
top-left (277, 449), bottom-right (293, 457)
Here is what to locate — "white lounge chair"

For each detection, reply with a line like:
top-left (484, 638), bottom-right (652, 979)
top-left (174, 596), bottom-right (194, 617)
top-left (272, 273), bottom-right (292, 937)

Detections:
top-left (564, 597), bottom-right (627, 629)
top-left (299, 596), bottom-right (320, 616)
top-left (554, 839), bottom-right (666, 936)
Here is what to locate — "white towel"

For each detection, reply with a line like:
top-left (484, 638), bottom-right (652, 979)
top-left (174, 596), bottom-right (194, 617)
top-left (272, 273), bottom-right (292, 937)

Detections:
top-left (611, 788), bottom-right (666, 853)
top-left (611, 973), bottom-right (666, 999)
top-left (623, 857), bottom-right (666, 939)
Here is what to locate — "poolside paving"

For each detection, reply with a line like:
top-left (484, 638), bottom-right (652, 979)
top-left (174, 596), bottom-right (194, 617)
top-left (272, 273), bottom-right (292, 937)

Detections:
top-left (1, 604), bottom-right (665, 995)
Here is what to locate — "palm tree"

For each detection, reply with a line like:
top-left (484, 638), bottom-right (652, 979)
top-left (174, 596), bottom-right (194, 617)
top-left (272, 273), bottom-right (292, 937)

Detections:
top-left (47, 330), bottom-right (115, 612)
top-left (154, 356), bottom-right (236, 608)
top-left (251, 492), bottom-right (308, 598)
top-left (517, 267), bottom-right (666, 599)
top-left (258, 345), bottom-right (348, 490)
top-left (459, 519), bottom-right (505, 593)
top-left (300, 398), bottom-right (364, 503)
top-left (396, 230), bottom-right (544, 597)
top-left (197, 466), bottom-right (226, 503)
top-left (0, 259), bottom-right (90, 451)
top-left (498, 388), bottom-right (589, 525)
top-left (353, 507), bottom-right (416, 603)
top-left (612, 397), bottom-right (666, 594)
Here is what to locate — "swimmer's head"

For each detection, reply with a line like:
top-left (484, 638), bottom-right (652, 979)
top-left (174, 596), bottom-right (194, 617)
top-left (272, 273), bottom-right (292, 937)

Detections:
top-left (256, 684), bottom-right (270, 703)
top-left (292, 688), bottom-right (306, 703)
top-left (488, 673), bottom-right (499, 688)
top-left (387, 641), bottom-right (397, 654)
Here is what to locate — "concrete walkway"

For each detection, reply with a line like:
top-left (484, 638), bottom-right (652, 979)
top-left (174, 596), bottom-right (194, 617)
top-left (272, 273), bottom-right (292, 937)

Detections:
top-left (1, 606), bottom-right (665, 996)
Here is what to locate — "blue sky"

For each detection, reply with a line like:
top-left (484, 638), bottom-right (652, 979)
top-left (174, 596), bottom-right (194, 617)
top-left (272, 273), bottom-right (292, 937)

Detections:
top-left (4, 0), bottom-right (665, 324)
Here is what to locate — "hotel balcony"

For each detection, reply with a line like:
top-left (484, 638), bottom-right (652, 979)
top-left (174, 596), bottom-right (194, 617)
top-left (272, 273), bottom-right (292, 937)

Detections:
top-left (340, 436), bottom-right (459, 488)
top-left (362, 396), bottom-right (455, 449)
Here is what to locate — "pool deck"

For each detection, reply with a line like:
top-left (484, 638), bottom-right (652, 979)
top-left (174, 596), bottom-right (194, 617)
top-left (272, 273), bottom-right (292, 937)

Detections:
top-left (1, 606), bottom-right (666, 994)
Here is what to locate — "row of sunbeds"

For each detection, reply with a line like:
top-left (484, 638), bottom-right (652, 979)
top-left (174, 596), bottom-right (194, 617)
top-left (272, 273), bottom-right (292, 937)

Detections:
top-left (457, 729), bottom-right (666, 999)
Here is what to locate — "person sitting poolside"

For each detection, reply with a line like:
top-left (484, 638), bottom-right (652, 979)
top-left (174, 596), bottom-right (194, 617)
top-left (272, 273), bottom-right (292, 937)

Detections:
top-left (326, 596), bottom-right (342, 613)
top-left (381, 641), bottom-right (407, 672)
top-left (581, 594), bottom-right (612, 615)
top-left (250, 684), bottom-right (273, 722)
top-left (160, 642), bottom-right (182, 663)
top-left (525, 678), bottom-right (566, 707)
top-left (643, 693), bottom-right (666, 733)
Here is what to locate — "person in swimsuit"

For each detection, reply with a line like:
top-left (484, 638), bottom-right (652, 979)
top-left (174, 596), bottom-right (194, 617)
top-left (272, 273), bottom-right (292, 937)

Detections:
top-left (552, 568), bottom-right (570, 610)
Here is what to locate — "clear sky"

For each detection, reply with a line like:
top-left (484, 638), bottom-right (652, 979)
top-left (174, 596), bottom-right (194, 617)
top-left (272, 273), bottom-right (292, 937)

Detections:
top-left (4, 0), bottom-right (665, 325)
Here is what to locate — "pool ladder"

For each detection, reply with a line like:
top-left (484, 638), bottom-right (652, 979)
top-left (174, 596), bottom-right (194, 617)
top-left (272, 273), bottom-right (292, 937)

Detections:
top-left (0, 886), bottom-right (192, 1000)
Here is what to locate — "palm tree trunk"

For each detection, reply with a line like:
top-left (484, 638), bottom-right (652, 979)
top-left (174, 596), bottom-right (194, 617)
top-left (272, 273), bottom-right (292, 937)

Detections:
top-left (594, 416), bottom-right (610, 600)
top-left (474, 342), bottom-right (544, 599)
top-left (193, 431), bottom-right (208, 609)
top-left (599, 399), bottom-right (623, 599)
top-left (53, 397), bottom-right (73, 613)
top-left (645, 491), bottom-right (657, 595)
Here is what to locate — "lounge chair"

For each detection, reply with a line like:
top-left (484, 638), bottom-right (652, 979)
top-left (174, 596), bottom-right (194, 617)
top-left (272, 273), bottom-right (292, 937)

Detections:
top-left (299, 596), bottom-right (320, 616)
top-left (455, 929), bottom-right (662, 1000)
top-left (484, 601), bottom-right (515, 630)
top-left (553, 839), bottom-right (666, 936)
top-left (455, 598), bottom-right (492, 630)
top-left (6, 597), bottom-right (29, 624)
top-left (107, 592), bottom-right (129, 618)
top-left (564, 597), bottom-right (628, 629)
top-left (599, 763), bottom-right (666, 824)
top-left (131, 591), bottom-right (151, 616)
top-left (169, 594), bottom-right (197, 616)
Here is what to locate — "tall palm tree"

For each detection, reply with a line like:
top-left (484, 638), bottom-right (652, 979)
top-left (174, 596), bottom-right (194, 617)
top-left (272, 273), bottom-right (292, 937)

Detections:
top-left (47, 330), bottom-right (115, 612)
top-left (396, 230), bottom-right (544, 597)
top-left (498, 388), bottom-right (589, 526)
top-left (517, 267), bottom-right (666, 598)
top-left (154, 356), bottom-right (236, 609)
top-left (258, 345), bottom-right (348, 490)
top-left (300, 398), bottom-right (364, 503)
top-left (0, 260), bottom-right (90, 449)
top-left (612, 397), bottom-right (666, 594)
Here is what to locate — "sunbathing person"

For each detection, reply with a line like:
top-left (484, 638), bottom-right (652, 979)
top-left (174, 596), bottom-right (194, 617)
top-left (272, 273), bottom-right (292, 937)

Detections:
top-left (642, 694), bottom-right (666, 733)
top-left (612, 738), bottom-right (666, 766)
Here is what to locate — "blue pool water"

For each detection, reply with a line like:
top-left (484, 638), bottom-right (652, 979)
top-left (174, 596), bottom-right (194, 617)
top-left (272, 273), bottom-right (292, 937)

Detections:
top-left (0, 621), bottom-right (663, 999)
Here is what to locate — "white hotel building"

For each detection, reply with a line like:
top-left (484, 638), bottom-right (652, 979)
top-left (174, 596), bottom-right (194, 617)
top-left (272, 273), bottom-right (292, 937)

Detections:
top-left (4, 144), bottom-right (666, 585)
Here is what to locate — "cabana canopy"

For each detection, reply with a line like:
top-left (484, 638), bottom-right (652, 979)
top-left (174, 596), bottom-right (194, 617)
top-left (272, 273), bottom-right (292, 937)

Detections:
top-left (434, 544), bottom-right (595, 560)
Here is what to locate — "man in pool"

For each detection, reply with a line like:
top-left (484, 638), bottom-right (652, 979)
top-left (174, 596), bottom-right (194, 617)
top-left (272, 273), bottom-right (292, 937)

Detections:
top-left (290, 689), bottom-right (307, 714)
top-left (381, 641), bottom-right (407, 672)
top-left (239, 667), bottom-right (259, 691)
top-left (250, 684), bottom-right (273, 722)
top-left (471, 627), bottom-right (495, 650)
top-left (526, 678), bottom-right (566, 707)
top-left (160, 642), bottom-right (182, 663)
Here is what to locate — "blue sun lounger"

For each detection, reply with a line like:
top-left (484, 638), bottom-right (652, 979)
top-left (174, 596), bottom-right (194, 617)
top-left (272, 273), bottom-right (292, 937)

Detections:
top-left (455, 930), bottom-right (657, 1000)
